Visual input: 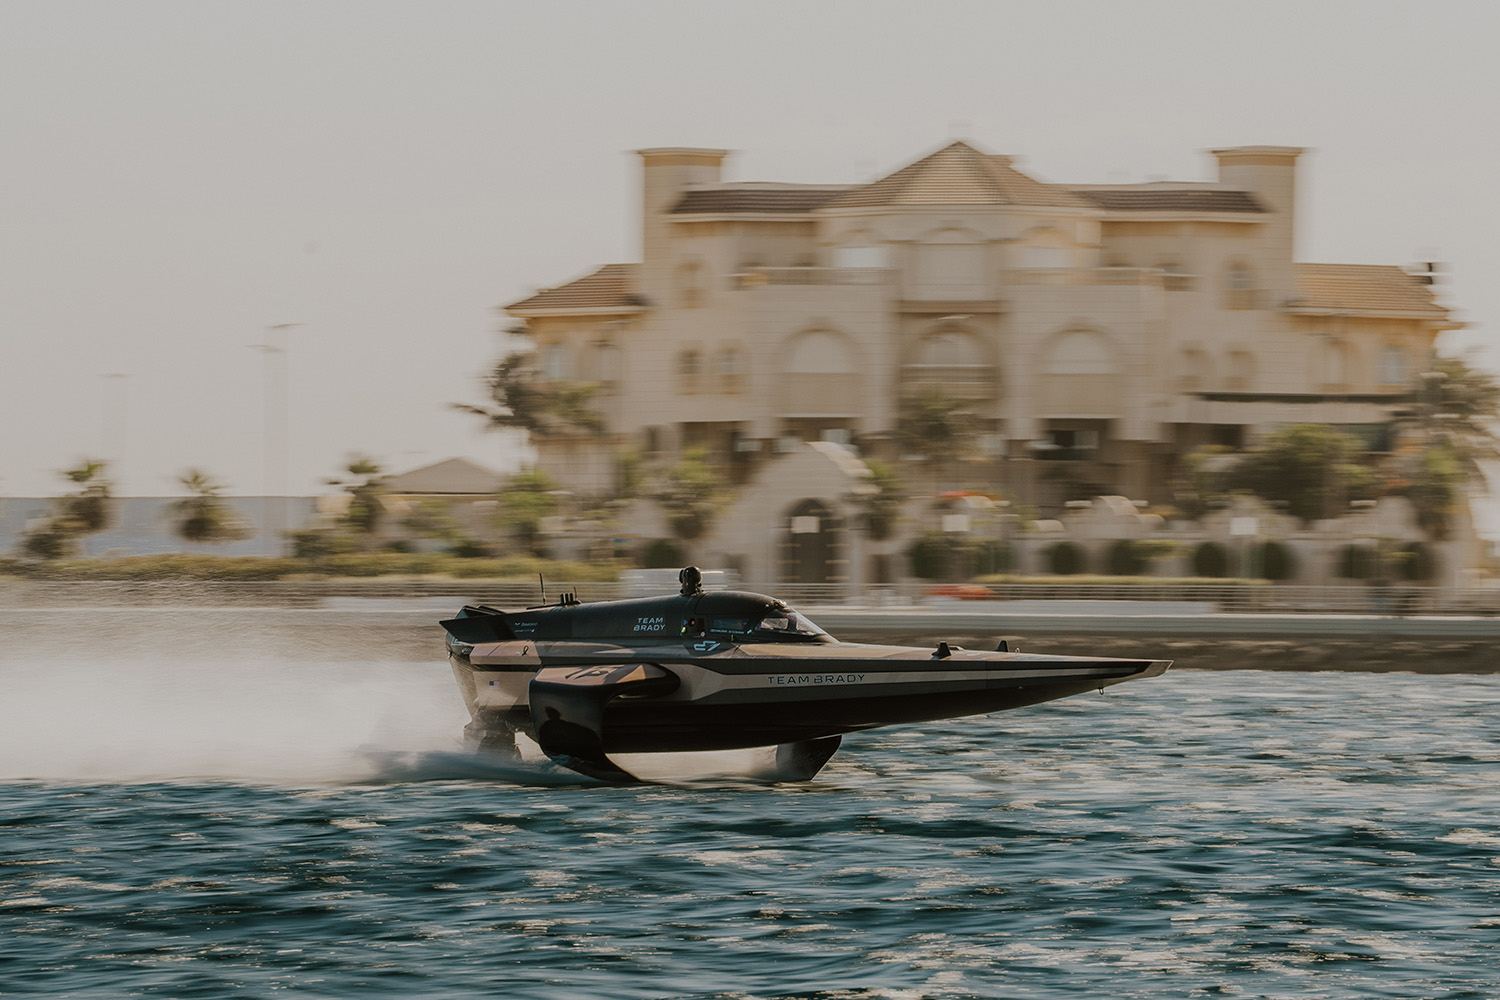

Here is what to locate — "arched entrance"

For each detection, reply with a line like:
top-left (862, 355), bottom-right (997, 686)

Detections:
top-left (780, 499), bottom-right (844, 585)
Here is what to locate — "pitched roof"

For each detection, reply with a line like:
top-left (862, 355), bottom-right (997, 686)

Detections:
top-left (1295, 264), bottom-right (1449, 316)
top-left (506, 263), bottom-right (641, 314)
top-left (385, 457), bottom-right (504, 495)
top-left (1075, 188), bottom-right (1266, 213)
top-left (825, 141), bottom-right (1094, 210)
top-left (671, 186), bottom-right (855, 214)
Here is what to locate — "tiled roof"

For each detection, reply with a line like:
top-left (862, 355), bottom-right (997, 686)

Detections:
top-left (385, 458), bottom-right (504, 495)
top-left (671, 186), bottom-right (856, 214)
top-left (1295, 264), bottom-right (1449, 316)
top-left (825, 141), bottom-right (1094, 210)
top-left (1076, 188), bottom-right (1266, 213)
top-left (507, 263), bottom-right (641, 313)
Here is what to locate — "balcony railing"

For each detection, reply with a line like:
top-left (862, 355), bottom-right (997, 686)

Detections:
top-left (733, 267), bottom-right (892, 288)
top-left (901, 364), bottom-right (997, 400)
top-left (1004, 267), bottom-right (1164, 287)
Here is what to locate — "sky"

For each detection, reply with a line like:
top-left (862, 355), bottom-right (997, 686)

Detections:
top-left (3, 0), bottom-right (1499, 498)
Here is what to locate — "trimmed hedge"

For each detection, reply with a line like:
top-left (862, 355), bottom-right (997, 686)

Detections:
top-left (1, 552), bottom-right (620, 582)
top-left (1047, 541), bottom-right (1086, 575)
top-left (1398, 541), bottom-right (1437, 582)
top-left (1192, 542), bottom-right (1228, 578)
top-left (1106, 539), bottom-right (1147, 576)
top-left (642, 539), bottom-right (684, 569)
top-left (907, 536), bottom-right (1015, 581)
top-left (1335, 545), bottom-right (1378, 580)
top-left (1258, 539), bottom-right (1296, 581)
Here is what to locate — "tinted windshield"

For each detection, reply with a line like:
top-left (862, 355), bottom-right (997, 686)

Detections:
top-left (751, 609), bottom-right (826, 639)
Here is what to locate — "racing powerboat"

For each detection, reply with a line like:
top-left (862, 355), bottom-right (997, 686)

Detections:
top-left (440, 568), bottom-right (1169, 782)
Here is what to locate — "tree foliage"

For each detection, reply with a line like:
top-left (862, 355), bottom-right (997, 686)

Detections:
top-left (1171, 446), bottom-right (1235, 519)
top-left (1227, 424), bottom-right (1376, 523)
top-left (327, 455), bottom-right (387, 538)
top-left (897, 389), bottom-right (981, 465)
top-left (906, 534), bottom-right (1012, 581)
top-left (1424, 354), bottom-right (1500, 470)
top-left (1193, 542), bottom-right (1229, 577)
top-left (20, 460), bottom-right (115, 559)
top-left (172, 469), bottom-right (251, 546)
top-left (1400, 443), bottom-right (1465, 539)
top-left (457, 351), bottom-right (603, 439)
top-left (496, 469), bottom-right (560, 555)
top-left (1046, 541), bottom-right (1085, 575)
top-left (852, 459), bottom-right (906, 541)
top-left (653, 447), bottom-right (723, 541)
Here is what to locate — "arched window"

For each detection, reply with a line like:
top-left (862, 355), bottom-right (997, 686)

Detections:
top-left (915, 229), bottom-right (985, 289)
top-left (1045, 330), bottom-right (1115, 376)
top-left (1225, 349), bottom-right (1255, 392)
top-left (583, 340), bottom-right (618, 383)
top-left (1322, 339), bottom-right (1350, 389)
top-left (678, 347), bottom-right (703, 393)
top-left (1158, 260), bottom-right (1193, 291)
top-left (1382, 346), bottom-right (1408, 386)
top-left (1019, 227), bottom-right (1072, 270)
top-left (716, 344), bottom-right (744, 377)
top-left (1177, 347), bottom-right (1210, 392)
top-left (786, 330), bottom-right (854, 374)
top-left (833, 231), bottom-right (889, 269)
top-left (541, 343), bottom-right (569, 381)
top-left (915, 330), bottom-right (986, 368)
top-left (716, 344), bottom-right (745, 393)
top-left (676, 258), bottom-right (706, 308)
top-left (1225, 261), bottom-right (1256, 309)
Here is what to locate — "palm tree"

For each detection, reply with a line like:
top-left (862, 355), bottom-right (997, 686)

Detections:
top-left (328, 456), bottom-right (387, 541)
top-left (495, 469), bottom-right (561, 555)
top-left (20, 460), bottom-right (115, 559)
top-left (1421, 354), bottom-right (1500, 476)
top-left (172, 470), bottom-right (251, 548)
top-left (896, 389), bottom-right (982, 492)
top-left (653, 448), bottom-right (725, 547)
top-left (456, 351), bottom-right (603, 439)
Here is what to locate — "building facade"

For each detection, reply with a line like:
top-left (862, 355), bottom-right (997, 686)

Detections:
top-left (503, 141), bottom-right (1462, 583)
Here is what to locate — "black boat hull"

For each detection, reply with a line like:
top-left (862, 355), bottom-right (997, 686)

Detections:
top-left (451, 641), bottom-right (1167, 754)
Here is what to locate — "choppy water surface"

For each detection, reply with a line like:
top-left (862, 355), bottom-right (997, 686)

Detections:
top-left (3, 659), bottom-right (1499, 999)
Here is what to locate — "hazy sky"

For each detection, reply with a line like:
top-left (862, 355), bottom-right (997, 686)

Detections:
top-left (3, 0), bottom-right (1498, 498)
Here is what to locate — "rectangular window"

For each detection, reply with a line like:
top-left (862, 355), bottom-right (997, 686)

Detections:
top-left (1038, 428), bottom-right (1099, 461)
top-left (833, 246), bottom-right (889, 269)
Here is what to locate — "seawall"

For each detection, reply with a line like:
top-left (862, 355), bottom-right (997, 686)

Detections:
top-left (2, 601), bottom-right (1496, 672)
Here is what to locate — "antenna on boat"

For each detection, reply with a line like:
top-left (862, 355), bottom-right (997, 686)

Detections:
top-left (538, 573), bottom-right (546, 605)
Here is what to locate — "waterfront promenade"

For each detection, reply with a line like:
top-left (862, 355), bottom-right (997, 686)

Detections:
top-left (3, 580), bottom-right (1497, 672)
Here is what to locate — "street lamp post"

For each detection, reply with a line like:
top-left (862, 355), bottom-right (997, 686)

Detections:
top-left (251, 324), bottom-right (300, 556)
top-left (98, 373), bottom-right (130, 483)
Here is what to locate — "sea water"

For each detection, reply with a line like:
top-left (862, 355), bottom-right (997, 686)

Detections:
top-left (2, 656), bottom-right (1499, 999)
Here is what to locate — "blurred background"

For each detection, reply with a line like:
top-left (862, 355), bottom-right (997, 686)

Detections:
top-left (3, 0), bottom-right (1499, 593)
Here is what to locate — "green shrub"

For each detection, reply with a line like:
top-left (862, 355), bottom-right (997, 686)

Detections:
top-left (448, 539), bottom-right (492, 559)
top-left (1255, 540), bottom-right (1296, 581)
top-left (1106, 539), bottom-right (1146, 576)
top-left (1047, 541), bottom-right (1085, 575)
top-left (289, 528), bottom-right (357, 559)
top-left (2, 551), bottom-right (621, 582)
top-left (1192, 542), bottom-right (1228, 577)
top-left (321, 553), bottom-right (445, 577)
top-left (642, 539), bottom-right (683, 569)
top-left (19, 554), bottom-right (299, 580)
top-left (1397, 541), bottom-right (1436, 582)
top-left (1335, 545), bottom-right (1377, 580)
top-left (969, 540), bottom-right (1013, 576)
top-left (444, 556), bottom-right (616, 581)
top-left (907, 536), bottom-right (1014, 581)
top-left (906, 536), bottom-right (947, 581)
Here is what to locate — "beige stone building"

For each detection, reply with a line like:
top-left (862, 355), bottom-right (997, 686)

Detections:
top-left (503, 140), bottom-right (1461, 584)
